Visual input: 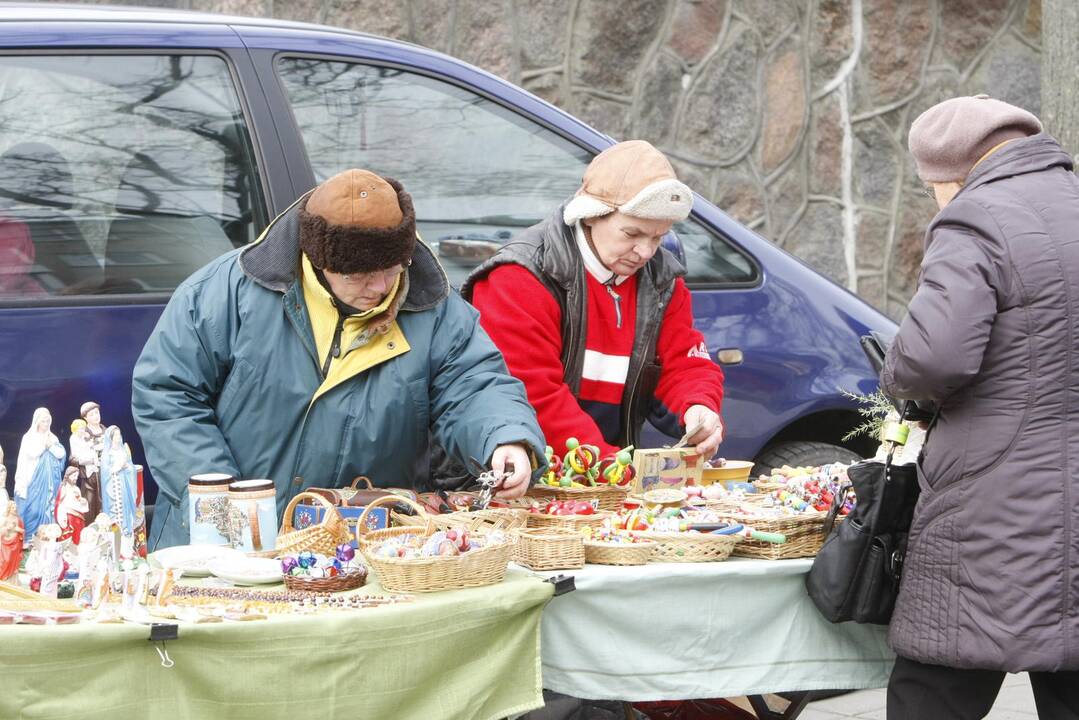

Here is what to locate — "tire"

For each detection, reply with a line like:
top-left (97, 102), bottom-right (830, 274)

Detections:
top-left (752, 441), bottom-right (862, 478)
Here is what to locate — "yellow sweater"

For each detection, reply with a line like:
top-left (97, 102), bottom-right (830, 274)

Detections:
top-left (300, 254), bottom-right (410, 402)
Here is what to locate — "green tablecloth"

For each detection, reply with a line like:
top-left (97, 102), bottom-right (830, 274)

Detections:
top-left (0, 570), bottom-right (553, 720)
top-left (539, 558), bottom-right (895, 701)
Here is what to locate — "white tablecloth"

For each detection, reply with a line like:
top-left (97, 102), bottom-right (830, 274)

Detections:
top-left (537, 558), bottom-right (895, 701)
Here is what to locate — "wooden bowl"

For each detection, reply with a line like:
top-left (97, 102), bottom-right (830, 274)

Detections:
top-left (700, 460), bottom-right (754, 487)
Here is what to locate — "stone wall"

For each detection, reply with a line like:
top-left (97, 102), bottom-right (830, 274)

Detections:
top-left (108, 0), bottom-right (1042, 318)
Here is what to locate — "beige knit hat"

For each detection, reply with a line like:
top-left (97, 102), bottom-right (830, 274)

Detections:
top-left (563, 140), bottom-right (693, 226)
top-left (908, 94), bottom-right (1042, 182)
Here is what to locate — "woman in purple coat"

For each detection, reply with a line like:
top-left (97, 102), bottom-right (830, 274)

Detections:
top-left (882, 95), bottom-right (1079, 718)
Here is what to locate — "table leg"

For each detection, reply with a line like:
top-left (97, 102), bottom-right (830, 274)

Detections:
top-left (746, 691), bottom-right (818, 720)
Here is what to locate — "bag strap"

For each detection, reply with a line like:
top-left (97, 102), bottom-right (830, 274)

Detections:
top-left (822, 400), bottom-right (911, 535)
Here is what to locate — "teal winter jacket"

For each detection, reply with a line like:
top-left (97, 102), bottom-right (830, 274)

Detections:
top-left (133, 197), bottom-right (544, 550)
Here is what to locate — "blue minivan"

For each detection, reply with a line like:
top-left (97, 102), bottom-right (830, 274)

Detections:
top-left (0, 5), bottom-right (895, 505)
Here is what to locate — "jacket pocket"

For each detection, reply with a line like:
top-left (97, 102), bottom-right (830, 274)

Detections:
top-left (406, 376), bottom-right (431, 438)
top-left (216, 357), bottom-right (256, 425)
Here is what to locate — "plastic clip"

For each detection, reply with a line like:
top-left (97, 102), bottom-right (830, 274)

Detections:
top-left (545, 574), bottom-right (576, 597)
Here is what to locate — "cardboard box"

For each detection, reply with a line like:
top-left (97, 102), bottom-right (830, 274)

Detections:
top-left (291, 503), bottom-right (389, 549)
top-left (631, 448), bottom-right (703, 494)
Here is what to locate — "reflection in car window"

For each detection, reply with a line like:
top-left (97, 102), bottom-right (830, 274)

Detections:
top-left (277, 58), bottom-right (592, 287)
top-left (674, 215), bottom-right (758, 285)
top-left (0, 55), bottom-right (263, 298)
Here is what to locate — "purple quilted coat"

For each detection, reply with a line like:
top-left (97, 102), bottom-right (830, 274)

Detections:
top-left (882, 134), bottom-right (1079, 672)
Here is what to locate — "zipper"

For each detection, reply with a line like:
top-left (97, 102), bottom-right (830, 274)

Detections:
top-left (321, 312), bottom-right (346, 378)
top-left (621, 296), bottom-right (668, 444)
top-left (605, 282), bottom-right (623, 329)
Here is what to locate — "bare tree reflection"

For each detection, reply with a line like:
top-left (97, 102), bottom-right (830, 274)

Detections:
top-left (0, 54), bottom-right (263, 297)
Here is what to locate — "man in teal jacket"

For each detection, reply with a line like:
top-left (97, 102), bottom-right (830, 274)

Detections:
top-left (133, 169), bottom-right (543, 550)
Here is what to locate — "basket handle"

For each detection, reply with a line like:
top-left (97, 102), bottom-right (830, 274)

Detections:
top-left (355, 494), bottom-right (433, 544)
top-left (349, 476), bottom-right (374, 490)
top-left (281, 491), bottom-right (337, 534)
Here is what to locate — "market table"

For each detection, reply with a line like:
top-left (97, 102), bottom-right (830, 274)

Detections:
top-left (538, 558), bottom-right (894, 704)
top-left (0, 571), bottom-right (554, 720)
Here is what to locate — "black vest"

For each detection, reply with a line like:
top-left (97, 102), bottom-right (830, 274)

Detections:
top-left (462, 204), bottom-right (685, 447)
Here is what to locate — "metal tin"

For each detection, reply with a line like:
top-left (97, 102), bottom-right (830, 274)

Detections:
top-left (187, 473), bottom-right (233, 546)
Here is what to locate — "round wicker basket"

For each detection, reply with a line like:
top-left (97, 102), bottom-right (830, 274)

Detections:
top-left (583, 539), bottom-right (656, 566)
top-left (513, 527), bottom-right (585, 571)
top-left (276, 492), bottom-right (353, 556)
top-left (356, 496), bottom-right (513, 593)
top-left (526, 510), bottom-right (612, 532)
top-left (629, 531), bottom-right (740, 563)
top-left (283, 566), bottom-right (368, 593)
top-left (396, 507), bottom-right (529, 533)
top-left (527, 484), bottom-right (629, 512)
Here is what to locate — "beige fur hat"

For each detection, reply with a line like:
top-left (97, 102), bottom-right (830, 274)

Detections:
top-left (563, 141), bottom-right (693, 226)
top-left (908, 95), bottom-right (1042, 182)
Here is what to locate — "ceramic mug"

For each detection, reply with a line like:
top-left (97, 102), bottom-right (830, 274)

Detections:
top-left (226, 479), bottom-right (278, 553)
top-left (188, 473), bottom-right (234, 546)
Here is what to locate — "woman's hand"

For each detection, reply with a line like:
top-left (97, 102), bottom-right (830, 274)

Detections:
top-left (683, 405), bottom-right (724, 459)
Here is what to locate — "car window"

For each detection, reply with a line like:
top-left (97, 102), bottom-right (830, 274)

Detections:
top-left (674, 215), bottom-right (758, 285)
top-left (0, 54), bottom-right (264, 299)
top-left (277, 57), bottom-right (757, 289)
top-left (277, 57), bottom-right (593, 287)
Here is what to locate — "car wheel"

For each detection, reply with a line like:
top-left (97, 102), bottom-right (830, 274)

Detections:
top-left (752, 441), bottom-right (862, 478)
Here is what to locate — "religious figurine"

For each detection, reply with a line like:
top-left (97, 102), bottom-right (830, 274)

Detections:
top-left (14, 408), bottom-right (66, 545)
top-left (81, 513), bottom-right (117, 574)
top-left (0, 499), bottom-right (23, 581)
top-left (55, 466), bottom-right (89, 545)
top-left (25, 523), bottom-right (66, 597)
top-left (0, 444), bottom-right (8, 508)
top-left (69, 401), bottom-right (106, 521)
top-left (100, 426), bottom-right (137, 538)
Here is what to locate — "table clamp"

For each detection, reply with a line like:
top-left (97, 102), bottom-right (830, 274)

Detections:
top-left (149, 623), bottom-right (178, 668)
top-left (545, 574), bottom-right (576, 596)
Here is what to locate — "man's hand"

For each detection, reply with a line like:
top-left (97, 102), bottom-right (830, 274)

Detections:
top-left (491, 443), bottom-right (532, 499)
top-left (683, 405), bottom-right (724, 459)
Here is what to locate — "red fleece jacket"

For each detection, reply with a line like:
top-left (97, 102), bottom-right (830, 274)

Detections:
top-left (471, 264), bottom-right (724, 456)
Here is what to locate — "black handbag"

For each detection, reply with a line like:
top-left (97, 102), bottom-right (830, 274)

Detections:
top-left (805, 404), bottom-right (922, 625)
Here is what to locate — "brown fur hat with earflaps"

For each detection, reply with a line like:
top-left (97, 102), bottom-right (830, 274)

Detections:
top-left (299, 169), bottom-right (417, 274)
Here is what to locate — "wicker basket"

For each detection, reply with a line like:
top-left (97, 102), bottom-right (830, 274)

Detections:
top-left (527, 484), bottom-right (629, 512)
top-left (283, 566), bottom-right (368, 593)
top-left (584, 539), bottom-right (656, 566)
top-left (356, 495), bottom-right (513, 593)
top-left (717, 509), bottom-right (830, 559)
top-left (513, 527), bottom-right (585, 570)
top-left (630, 531), bottom-right (740, 563)
top-left (276, 492), bottom-right (353, 556)
top-left (526, 510), bottom-right (612, 531)
top-left (396, 507), bottom-right (529, 533)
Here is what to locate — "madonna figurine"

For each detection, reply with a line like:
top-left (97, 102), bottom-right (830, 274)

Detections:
top-left (0, 444), bottom-right (8, 507)
top-left (55, 466), bottom-right (88, 544)
top-left (0, 500), bottom-right (23, 581)
top-left (14, 408), bottom-right (66, 544)
top-left (100, 426), bottom-right (137, 537)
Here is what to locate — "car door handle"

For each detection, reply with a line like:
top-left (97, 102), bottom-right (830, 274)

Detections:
top-left (716, 348), bottom-right (744, 365)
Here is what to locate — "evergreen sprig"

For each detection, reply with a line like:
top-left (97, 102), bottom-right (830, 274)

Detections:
top-left (840, 388), bottom-right (897, 443)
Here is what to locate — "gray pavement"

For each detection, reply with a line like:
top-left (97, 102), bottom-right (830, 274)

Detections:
top-left (802, 673), bottom-right (1038, 719)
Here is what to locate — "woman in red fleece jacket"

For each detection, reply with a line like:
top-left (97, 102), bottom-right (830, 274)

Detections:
top-left (463, 141), bottom-right (724, 460)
